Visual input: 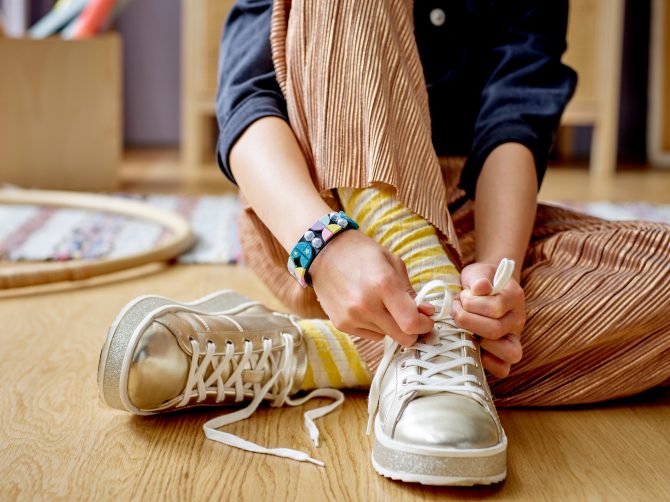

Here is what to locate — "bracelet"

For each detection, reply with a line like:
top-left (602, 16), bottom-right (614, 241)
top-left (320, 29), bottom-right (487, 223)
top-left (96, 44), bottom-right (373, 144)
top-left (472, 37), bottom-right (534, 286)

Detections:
top-left (287, 211), bottom-right (359, 287)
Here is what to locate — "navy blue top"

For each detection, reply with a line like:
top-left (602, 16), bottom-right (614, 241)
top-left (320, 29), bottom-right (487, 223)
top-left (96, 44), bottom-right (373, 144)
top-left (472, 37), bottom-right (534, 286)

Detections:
top-left (216, 0), bottom-right (577, 198)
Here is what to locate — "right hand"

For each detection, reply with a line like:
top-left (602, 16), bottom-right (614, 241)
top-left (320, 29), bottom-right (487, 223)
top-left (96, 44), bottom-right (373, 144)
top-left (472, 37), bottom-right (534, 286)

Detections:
top-left (309, 230), bottom-right (435, 346)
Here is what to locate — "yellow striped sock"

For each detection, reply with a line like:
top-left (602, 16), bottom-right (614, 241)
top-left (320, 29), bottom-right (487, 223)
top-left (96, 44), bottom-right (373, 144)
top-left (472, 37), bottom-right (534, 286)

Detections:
top-left (338, 186), bottom-right (461, 291)
top-left (298, 319), bottom-right (372, 390)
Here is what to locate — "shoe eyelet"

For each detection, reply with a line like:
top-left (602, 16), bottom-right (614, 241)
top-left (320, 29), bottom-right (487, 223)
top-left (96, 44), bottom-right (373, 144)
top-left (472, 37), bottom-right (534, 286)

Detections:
top-left (400, 362), bottom-right (406, 369)
top-left (401, 378), bottom-right (408, 386)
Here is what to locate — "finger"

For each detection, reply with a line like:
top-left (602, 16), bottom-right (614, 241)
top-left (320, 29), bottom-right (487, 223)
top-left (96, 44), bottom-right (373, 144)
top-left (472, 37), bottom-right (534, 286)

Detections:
top-left (374, 310), bottom-right (421, 347)
top-left (480, 335), bottom-right (523, 365)
top-left (481, 351), bottom-right (512, 378)
top-left (418, 302), bottom-right (435, 316)
top-left (452, 299), bottom-right (523, 340)
top-left (382, 256), bottom-right (435, 336)
top-left (341, 327), bottom-right (386, 342)
top-left (389, 254), bottom-right (435, 315)
top-left (460, 290), bottom-right (513, 319)
top-left (470, 277), bottom-right (493, 296)
top-left (383, 288), bottom-right (435, 336)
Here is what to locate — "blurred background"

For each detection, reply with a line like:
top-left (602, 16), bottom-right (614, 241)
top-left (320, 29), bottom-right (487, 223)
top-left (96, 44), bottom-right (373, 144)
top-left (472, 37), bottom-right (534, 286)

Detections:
top-left (1, 0), bottom-right (669, 200)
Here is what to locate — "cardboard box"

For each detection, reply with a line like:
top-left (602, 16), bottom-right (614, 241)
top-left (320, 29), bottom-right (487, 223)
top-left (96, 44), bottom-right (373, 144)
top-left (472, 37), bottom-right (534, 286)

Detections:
top-left (0, 34), bottom-right (121, 190)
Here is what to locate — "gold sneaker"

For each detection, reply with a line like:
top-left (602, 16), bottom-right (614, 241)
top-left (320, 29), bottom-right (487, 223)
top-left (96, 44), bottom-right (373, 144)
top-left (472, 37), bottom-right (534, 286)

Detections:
top-left (98, 290), bottom-right (343, 466)
top-left (367, 259), bottom-right (515, 485)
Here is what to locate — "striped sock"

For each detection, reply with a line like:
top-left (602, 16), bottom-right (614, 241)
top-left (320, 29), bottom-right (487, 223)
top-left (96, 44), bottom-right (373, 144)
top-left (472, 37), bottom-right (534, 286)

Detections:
top-left (299, 186), bottom-right (462, 390)
top-left (339, 186), bottom-right (461, 292)
top-left (297, 319), bottom-right (372, 390)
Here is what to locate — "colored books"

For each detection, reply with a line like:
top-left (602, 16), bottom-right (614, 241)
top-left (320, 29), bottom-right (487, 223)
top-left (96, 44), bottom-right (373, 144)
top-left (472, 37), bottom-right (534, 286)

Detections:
top-left (62, 0), bottom-right (116, 40)
top-left (27, 0), bottom-right (130, 39)
top-left (28, 0), bottom-right (89, 39)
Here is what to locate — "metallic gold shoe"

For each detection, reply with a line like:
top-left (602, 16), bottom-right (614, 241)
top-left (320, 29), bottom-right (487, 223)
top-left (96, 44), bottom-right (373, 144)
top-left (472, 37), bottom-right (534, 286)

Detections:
top-left (367, 259), bottom-right (515, 486)
top-left (98, 290), bottom-right (344, 466)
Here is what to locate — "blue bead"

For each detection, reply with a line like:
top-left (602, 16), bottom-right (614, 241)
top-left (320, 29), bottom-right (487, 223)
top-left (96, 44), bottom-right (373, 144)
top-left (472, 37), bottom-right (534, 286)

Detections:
top-left (294, 242), bottom-right (313, 268)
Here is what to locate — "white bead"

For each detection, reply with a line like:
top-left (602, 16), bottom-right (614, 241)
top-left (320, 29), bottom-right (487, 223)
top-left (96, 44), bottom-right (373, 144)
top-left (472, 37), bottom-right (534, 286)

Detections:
top-left (330, 212), bottom-right (339, 222)
top-left (304, 230), bottom-right (315, 241)
top-left (312, 238), bottom-right (323, 249)
top-left (337, 218), bottom-right (348, 228)
top-left (430, 8), bottom-right (446, 27)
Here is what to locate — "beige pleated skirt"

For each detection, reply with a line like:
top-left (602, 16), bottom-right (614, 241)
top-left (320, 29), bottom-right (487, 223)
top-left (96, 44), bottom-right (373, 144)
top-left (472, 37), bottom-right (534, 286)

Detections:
top-left (238, 0), bottom-right (670, 406)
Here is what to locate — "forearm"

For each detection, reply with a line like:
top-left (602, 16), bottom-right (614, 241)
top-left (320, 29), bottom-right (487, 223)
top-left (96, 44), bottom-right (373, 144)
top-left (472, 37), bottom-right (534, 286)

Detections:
top-left (474, 143), bottom-right (537, 280)
top-left (230, 116), bottom-right (332, 251)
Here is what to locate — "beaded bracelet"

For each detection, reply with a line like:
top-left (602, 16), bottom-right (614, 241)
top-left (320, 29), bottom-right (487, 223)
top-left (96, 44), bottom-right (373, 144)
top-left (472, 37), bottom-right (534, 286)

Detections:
top-left (287, 211), bottom-right (359, 287)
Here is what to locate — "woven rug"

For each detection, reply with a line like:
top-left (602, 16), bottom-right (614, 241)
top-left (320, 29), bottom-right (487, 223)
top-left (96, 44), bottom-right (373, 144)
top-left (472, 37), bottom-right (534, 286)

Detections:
top-left (0, 194), bottom-right (242, 264)
top-left (1, 195), bottom-right (668, 264)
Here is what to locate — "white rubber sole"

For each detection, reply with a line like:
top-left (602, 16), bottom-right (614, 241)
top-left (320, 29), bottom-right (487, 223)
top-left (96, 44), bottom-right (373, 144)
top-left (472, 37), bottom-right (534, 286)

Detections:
top-left (371, 417), bottom-right (507, 486)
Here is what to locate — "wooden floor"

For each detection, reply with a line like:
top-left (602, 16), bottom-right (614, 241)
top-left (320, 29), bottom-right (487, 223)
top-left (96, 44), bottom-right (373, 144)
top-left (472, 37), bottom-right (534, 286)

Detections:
top-left (1, 155), bottom-right (669, 500)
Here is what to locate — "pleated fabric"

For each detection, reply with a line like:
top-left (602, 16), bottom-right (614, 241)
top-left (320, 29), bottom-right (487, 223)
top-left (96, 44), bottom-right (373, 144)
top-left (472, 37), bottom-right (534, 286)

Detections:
top-left (453, 202), bottom-right (670, 406)
top-left (237, 0), bottom-right (670, 405)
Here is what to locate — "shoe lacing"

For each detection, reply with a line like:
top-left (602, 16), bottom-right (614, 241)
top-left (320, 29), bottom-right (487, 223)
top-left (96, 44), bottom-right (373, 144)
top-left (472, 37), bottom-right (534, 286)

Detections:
top-left (366, 258), bottom-right (515, 434)
top-left (179, 318), bottom-right (344, 466)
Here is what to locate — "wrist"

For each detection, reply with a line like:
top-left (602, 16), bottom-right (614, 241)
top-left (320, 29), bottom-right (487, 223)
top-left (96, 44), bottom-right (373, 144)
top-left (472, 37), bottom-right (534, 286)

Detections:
top-left (280, 199), bottom-right (334, 252)
top-left (309, 228), bottom-right (355, 284)
top-left (287, 211), bottom-right (359, 287)
top-left (474, 143), bottom-right (536, 283)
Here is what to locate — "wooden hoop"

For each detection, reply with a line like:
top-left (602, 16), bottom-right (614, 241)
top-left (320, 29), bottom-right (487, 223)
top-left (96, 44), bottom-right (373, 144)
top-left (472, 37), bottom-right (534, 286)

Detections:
top-left (0, 188), bottom-right (195, 289)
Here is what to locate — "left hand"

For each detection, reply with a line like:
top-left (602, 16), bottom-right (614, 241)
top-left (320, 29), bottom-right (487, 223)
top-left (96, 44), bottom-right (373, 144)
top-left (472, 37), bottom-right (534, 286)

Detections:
top-left (452, 262), bottom-right (526, 378)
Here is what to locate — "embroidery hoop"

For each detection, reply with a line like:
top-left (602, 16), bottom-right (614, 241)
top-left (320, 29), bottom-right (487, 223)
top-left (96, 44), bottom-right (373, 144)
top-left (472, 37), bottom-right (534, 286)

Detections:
top-left (0, 188), bottom-right (195, 289)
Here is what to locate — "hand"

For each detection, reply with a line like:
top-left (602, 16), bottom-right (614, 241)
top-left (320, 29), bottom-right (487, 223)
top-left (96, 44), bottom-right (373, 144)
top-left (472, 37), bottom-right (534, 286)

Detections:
top-left (310, 230), bottom-right (435, 346)
top-left (452, 262), bottom-right (526, 378)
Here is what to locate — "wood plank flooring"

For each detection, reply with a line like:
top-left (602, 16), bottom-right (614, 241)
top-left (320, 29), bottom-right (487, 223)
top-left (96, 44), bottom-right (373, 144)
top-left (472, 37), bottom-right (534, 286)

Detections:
top-left (1, 264), bottom-right (669, 501)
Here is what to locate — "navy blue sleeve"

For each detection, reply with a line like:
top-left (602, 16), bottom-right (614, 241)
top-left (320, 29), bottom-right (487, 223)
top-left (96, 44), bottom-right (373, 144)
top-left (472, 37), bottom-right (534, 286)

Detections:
top-left (460, 0), bottom-right (577, 197)
top-left (216, 0), bottom-right (288, 185)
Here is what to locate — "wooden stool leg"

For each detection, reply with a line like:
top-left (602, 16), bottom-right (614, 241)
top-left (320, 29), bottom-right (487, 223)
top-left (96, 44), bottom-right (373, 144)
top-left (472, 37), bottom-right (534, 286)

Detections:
top-left (590, 0), bottom-right (625, 179)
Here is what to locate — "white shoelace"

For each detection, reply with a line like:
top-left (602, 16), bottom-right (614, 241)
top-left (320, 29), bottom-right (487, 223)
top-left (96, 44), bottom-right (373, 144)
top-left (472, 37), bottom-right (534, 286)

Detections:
top-left (367, 258), bottom-right (515, 434)
top-left (183, 329), bottom-right (344, 466)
